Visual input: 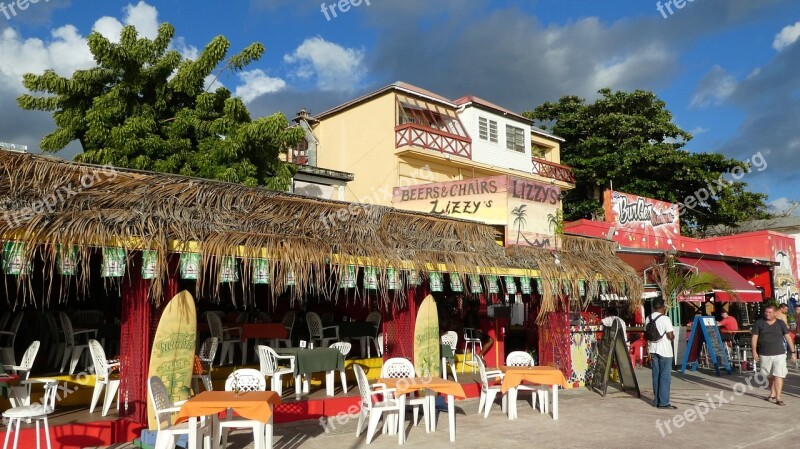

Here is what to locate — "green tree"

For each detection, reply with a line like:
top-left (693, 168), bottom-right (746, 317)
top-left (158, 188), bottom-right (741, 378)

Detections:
top-left (17, 23), bottom-right (303, 190)
top-left (526, 89), bottom-right (772, 236)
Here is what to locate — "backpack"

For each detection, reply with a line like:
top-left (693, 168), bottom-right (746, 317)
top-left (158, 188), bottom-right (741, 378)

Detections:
top-left (645, 314), bottom-right (666, 342)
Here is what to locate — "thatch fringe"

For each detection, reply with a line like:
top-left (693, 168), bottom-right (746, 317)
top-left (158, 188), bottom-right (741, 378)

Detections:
top-left (0, 151), bottom-right (508, 309)
top-left (507, 234), bottom-right (642, 323)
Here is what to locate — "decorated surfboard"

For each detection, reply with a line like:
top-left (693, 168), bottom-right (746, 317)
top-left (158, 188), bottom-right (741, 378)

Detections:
top-left (147, 290), bottom-right (197, 429)
top-left (413, 294), bottom-right (441, 378)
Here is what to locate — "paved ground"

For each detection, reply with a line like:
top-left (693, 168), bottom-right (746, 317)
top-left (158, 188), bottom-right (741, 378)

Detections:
top-left (95, 365), bottom-right (800, 448)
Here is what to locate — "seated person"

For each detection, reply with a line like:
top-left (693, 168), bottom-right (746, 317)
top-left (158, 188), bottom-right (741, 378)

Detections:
top-left (463, 301), bottom-right (494, 363)
top-left (717, 311), bottom-right (738, 345)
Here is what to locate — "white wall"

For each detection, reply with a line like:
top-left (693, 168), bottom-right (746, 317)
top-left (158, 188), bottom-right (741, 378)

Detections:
top-left (458, 107), bottom-right (533, 174)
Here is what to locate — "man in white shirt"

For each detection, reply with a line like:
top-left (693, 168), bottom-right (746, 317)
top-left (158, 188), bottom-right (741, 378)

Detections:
top-left (646, 298), bottom-right (676, 409)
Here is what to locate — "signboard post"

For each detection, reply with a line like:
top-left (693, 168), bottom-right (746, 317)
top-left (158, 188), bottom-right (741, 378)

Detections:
top-left (680, 316), bottom-right (732, 376)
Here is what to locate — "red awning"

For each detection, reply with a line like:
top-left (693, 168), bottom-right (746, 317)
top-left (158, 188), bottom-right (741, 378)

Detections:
top-left (678, 257), bottom-right (763, 302)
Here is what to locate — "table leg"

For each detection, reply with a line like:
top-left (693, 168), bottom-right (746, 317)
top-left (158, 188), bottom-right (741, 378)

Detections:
top-left (242, 339), bottom-right (249, 365)
top-left (552, 385), bottom-right (559, 420)
top-left (509, 388), bottom-right (518, 420)
top-left (265, 411), bottom-right (274, 448)
top-left (398, 393), bottom-right (406, 445)
top-left (188, 417), bottom-right (198, 449)
top-left (303, 376), bottom-right (310, 393)
top-left (295, 375), bottom-right (302, 400)
top-left (447, 394), bottom-right (455, 442)
top-left (427, 391), bottom-right (434, 433)
top-left (326, 371), bottom-right (334, 396)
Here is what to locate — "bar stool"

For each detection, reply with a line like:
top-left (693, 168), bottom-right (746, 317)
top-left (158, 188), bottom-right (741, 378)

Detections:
top-left (462, 328), bottom-right (482, 373)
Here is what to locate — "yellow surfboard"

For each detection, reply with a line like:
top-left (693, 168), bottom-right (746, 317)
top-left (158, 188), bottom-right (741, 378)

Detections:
top-left (414, 295), bottom-right (441, 377)
top-left (147, 290), bottom-right (197, 429)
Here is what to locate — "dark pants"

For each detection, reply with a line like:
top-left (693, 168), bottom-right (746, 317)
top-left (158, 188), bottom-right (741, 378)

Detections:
top-left (652, 354), bottom-right (673, 406)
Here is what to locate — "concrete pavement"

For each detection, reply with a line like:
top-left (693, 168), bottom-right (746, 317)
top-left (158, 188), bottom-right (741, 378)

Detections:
top-left (95, 365), bottom-right (800, 448)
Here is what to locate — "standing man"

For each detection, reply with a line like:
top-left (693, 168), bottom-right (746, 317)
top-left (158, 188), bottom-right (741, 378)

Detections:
top-left (776, 303), bottom-right (789, 326)
top-left (752, 305), bottom-right (797, 406)
top-left (646, 298), bottom-right (676, 409)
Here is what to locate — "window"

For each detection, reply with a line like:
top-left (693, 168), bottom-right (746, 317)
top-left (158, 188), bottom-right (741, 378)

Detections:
top-left (479, 117), bottom-right (498, 143)
top-left (506, 125), bottom-right (525, 153)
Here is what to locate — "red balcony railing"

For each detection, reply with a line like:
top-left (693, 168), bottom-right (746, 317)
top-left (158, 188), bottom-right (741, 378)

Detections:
top-left (395, 123), bottom-right (472, 159)
top-left (531, 157), bottom-right (575, 184)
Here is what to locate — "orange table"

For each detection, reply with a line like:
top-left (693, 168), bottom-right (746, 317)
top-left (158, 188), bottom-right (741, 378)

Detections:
top-left (176, 391), bottom-right (281, 448)
top-left (499, 366), bottom-right (568, 420)
top-left (377, 377), bottom-right (466, 443)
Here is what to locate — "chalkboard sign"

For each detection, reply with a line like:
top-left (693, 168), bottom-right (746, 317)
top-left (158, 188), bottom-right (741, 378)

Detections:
top-left (590, 320), bottom-right (641, 397)
top-left (680, 315), bottom-right (732, 376)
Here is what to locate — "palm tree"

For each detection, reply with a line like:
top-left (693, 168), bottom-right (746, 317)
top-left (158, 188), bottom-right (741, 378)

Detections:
top-left (649, 254), bottom-right (735, 308)
top-left (511, 205), bottom-right (528, 245)
top-left (547, 210), bottom-right (564, 247)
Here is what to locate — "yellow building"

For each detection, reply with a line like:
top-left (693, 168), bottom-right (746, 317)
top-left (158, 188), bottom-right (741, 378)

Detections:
top-left (290, 82), bottom-right (575, 246)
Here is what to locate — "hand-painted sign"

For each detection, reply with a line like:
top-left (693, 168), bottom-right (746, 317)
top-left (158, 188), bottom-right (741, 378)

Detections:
top-left (604, 190), bottom-right (680, 238)
top-left (392, 175), bottom-right (561, 248)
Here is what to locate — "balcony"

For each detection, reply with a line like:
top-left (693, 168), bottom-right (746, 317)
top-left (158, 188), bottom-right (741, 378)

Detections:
top-left (395, 123), bottom-right (472, 159)
top-left (531, 157), bottom-right (575, 184)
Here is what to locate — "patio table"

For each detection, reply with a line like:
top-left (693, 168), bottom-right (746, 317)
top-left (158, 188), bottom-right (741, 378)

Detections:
top-left (336, 322), bottom-right (378, 357)
top-left (376, 377), bottom-right (466, 444)
top-left (500, 365), bottom-right (568, 420)
top-left (277, 348), bottom-right (343, 399)
top-left (176, 390), bottom-right (281, 449)
top-left (240, 323), bottom-right (288, 364)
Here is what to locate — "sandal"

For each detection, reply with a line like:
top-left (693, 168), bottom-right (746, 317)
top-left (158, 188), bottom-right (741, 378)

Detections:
top-left (776, 400), bottom-right (786, 406)
top-left (766, 396), bottom-right (776, 402)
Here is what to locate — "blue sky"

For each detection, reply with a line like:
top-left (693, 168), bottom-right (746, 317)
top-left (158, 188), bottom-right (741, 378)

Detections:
top-left (0, 0), bottom-right (798, 213)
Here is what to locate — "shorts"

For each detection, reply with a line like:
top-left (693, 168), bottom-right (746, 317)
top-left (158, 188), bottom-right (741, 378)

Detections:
top-left (760, 354), bottom-right (788, 378)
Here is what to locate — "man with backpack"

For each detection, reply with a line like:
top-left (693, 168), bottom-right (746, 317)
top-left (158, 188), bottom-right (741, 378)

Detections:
top-left (646, 298), bottom-right (676, 409)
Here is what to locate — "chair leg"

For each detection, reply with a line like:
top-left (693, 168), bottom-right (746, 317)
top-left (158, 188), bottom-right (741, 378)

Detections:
top-left (484, 390), bottom-right (499, 418)
top-left (102, 380), bottom-right (120, 416)
top-left (478, 390), bottom-right (486, 414)
top-left (59, 346), bottom-right (72, 373)
top-left (450, 363), bottom-right (458, 382)
top-left (366, 410), bottom-right (382, 444)
top-left (12, 418), bottom-right (21, 449)
top-left (355, 408), bottom-right (367, 437)
top-left (340, 370), bottom-right (348, 393)
top-left (89, 382), bottom-right (103, 413)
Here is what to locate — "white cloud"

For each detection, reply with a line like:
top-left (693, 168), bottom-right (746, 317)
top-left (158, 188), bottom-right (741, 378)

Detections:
top-left (234, 69), bottom-right (286, 103)
top-left (283, 37), bottom-right (366, 92)
top-left (773, 21), bottom-right (800, 51)
top-left (690, 127), bottom-right (708, 135)
top-left (0, 26), bottom-right (94, 92)
top-left (174, 37), bottom-right (198, 60)
top-left (93, 1), bottom-right (159, 43)
top-left (691, 65), bottom-right (737, 107)
top-left (768, 197), bottom-right (799, 215)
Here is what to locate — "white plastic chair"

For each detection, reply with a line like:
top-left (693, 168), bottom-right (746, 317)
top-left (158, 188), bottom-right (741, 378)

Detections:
top-left (365, 312), bottom-right (382, 358)
top-left (256, 345), bottom-right (296, 398)
top-left (377, 333), bottom-right (384, 356)
top-left (330, 342), bottom-right (352, 393)
top-left (4, 340), bottom-right (40, 407)
top-left (505, 351), bottom-right (549, 414)
top-left (380, 358), bottom-right (428, 430)
top-left (206, 313), bottom-right (241, 367)
top-left (354, 364), bottom-right (402, 445)
top-left (277, 312), bottom-right (295, 348)
top-left (477, 357), bottom-right (507, 418)
top-left (58, 312), bottom-right (94, 374)
top-left (148, 376), bottom-right (212, 449)
top-left (462, 327), bottom-right (482, 373)
top-left (306, 312), bottom-right (339, 348)
top-left (440, 331), bottom-right (458, 381)
top-left (192, 337), bottom-right (218, 394)
top-left (2, 378), bottom-right (59, 449)
top-left (88, 339), bottom-right (120, 416)
top-left (219, 369), bottom-right (268, 449)
top-left (0, 313), bottom-right (23, 366)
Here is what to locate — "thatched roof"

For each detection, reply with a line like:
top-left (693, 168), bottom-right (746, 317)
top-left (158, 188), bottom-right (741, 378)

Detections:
top-left (507, 234), bottom-right (643, 319)
top-left (0, 150), bottom-right (640, 316)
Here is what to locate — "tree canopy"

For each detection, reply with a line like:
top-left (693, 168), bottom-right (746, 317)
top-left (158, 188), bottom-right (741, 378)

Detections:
top-left (17, 23), bottom-right (303, 190)
top-left (526, 89), bottom-right (772, 236)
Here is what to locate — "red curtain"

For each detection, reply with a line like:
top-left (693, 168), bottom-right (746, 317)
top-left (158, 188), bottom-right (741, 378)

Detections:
top-left (538, 299), bottom-right (572, 378)
top-left (119, 254), bottom-right (177, 424)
